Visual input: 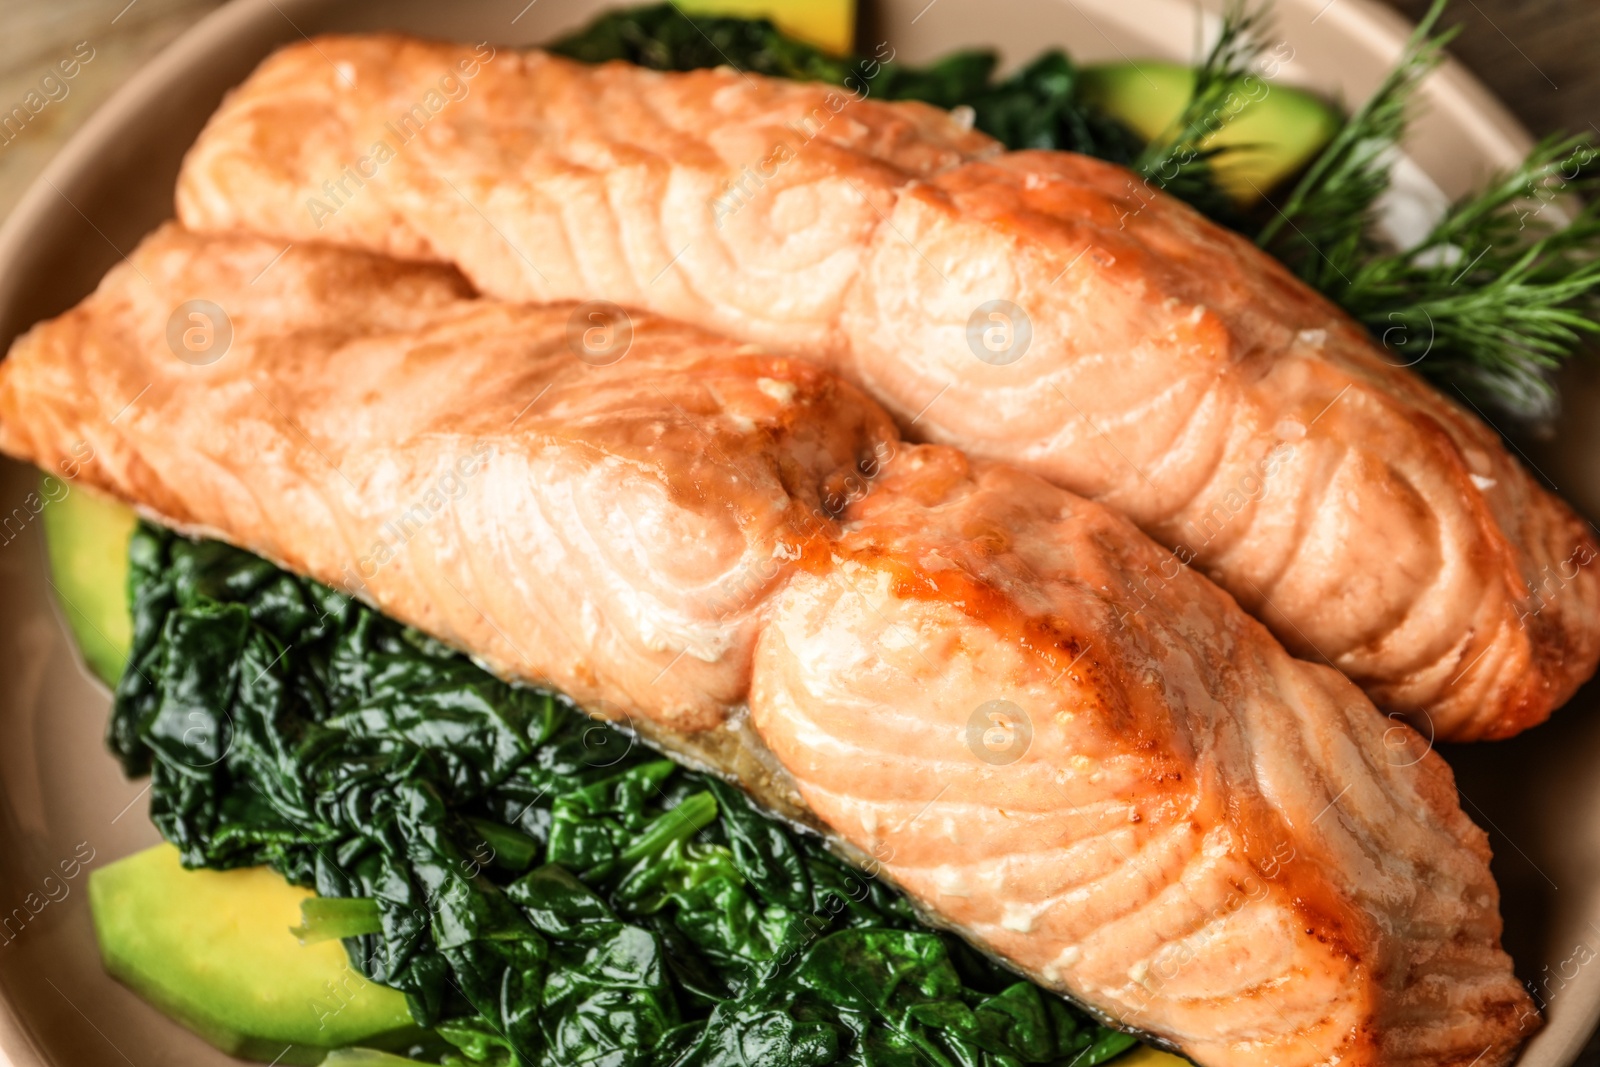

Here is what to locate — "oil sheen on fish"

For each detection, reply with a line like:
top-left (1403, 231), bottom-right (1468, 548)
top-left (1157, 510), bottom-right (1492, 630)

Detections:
top-left (173, 35), bottom-right (1600, 740)
top-left (0, 226), bottom-right (1533, 1066)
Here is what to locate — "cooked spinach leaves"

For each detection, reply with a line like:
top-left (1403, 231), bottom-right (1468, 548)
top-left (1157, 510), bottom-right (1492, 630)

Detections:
top-left (550, 3), bottom-right (1145, 165)
top-left (111, 524), bottom-right (1138, 1067)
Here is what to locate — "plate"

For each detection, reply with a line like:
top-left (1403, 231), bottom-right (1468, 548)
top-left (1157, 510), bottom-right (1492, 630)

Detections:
top-left (0, 0), bottom-right (1593, 1064)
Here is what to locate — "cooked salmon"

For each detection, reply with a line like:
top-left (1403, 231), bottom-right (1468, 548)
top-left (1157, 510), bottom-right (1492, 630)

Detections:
top-left (0, 225), bottom-right (1533, 1066)
top-left (173, 35), bottom-right (1600, 740)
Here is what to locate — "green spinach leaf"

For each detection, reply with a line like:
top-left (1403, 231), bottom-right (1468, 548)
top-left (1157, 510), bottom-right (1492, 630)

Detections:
top-left (550, 3), bottom-right (1144, 165)
top-left (112, 523), bottom-right (1139, 1066)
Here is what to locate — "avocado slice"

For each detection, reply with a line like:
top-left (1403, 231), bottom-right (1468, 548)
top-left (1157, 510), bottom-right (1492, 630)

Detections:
top-left (1077, 60), bottom-right (1340, 204)
top-left (1115, 1048), bottom-right (1190, 1067)
top-left (322, 1051), bottom-right (432, 1067)
top-left (90, 844), bottom-right (422, 1065)
top-left (41, 479), bottom-right (136, 685)
top-left (677, 0), bottom-right (857, 54)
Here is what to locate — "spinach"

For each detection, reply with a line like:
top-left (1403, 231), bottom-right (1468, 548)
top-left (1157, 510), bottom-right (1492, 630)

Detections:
top-left (112, 523), bottom-right (1139, 1066)
top-left (550, 4), bottom-right (1143, 165)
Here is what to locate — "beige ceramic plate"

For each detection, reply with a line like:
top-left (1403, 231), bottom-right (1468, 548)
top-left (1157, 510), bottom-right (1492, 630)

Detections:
top-left (0, 0), bottom-right (1595, 1064)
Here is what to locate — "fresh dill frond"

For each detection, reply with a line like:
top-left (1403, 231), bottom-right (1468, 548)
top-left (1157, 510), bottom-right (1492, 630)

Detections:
top-left (1255, 0), bottom-right (1600, 419)
top-left (1254, 0), bottom-right (1454, 289)
top-left (1337, 133), bottom-right (1600, 418)
top-left (1134, 1), bottom-right (1273, 224)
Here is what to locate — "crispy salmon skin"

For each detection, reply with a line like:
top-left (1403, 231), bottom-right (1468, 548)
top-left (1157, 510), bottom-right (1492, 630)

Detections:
top-left (0, 226), bottom-right (1534, 1066)
top-left (174, 35), bottom-right (1600, 740)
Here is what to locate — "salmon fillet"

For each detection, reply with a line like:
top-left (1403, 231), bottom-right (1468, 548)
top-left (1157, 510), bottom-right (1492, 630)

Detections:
top-left (172, 35), bottom-right (1600, 740)
top-left (0, 225), bottom-right (1533, 1066)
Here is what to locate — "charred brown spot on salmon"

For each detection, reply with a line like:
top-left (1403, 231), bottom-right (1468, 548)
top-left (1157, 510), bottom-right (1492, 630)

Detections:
top-left (835, 547), bottom-right (1100, 683)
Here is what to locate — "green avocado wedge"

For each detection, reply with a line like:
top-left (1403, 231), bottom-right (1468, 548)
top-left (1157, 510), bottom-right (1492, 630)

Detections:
top-left (41, 479), bottom-right (136, 685)
top-left (89, 844), bottom-right (423, 1066)
top-left (1078, 60), bottom-right (1340, 204)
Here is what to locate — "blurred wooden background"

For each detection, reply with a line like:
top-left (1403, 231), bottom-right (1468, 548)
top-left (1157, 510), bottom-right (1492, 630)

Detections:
top-left (1, 0), bottom-right (221, 217)
top-left (1388, 0), bottom-right (1600, 138)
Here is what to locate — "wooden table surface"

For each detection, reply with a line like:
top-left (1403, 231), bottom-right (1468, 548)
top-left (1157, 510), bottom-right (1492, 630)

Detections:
top-left (1389, 0), bottom-right (1600, 139)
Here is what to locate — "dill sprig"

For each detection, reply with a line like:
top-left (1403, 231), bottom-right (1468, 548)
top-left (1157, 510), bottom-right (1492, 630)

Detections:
top-left (1257, 0), bottom-right (1600, 419)
top-left (1254, 0), bottom-right (1453, 287)
top-left (1337, 134), bottom-right (1600, 417)
top-left (1134, 1), bottom-right (1272, 224)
